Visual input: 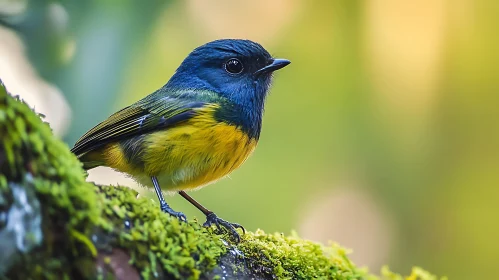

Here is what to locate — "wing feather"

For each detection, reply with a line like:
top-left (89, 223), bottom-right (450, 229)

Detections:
top-left (71, 95), bottom-right (207, 156)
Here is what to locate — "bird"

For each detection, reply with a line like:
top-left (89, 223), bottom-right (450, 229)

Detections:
top-left (71, 39), bottom-right (290, 241)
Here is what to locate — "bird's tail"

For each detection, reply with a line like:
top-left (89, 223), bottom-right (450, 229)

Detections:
top-left (72, 150), bottom-right (104, 170)
top-left (81, 160), bottom-right (103, 170)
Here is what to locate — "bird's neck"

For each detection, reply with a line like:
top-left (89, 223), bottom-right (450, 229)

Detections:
top-left (165, 72), bottom-right (266, 140)
top-left (241, 100), bottom-right (264, 140)
top-left (215, 99), bottom-right (264, 140)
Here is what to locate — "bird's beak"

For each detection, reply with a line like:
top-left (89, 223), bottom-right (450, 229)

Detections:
top-left (254, 58), bottom-right (291, 76)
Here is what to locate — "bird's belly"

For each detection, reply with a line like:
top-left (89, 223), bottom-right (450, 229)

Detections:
top-left (132, 121), bottom-right (257, 191)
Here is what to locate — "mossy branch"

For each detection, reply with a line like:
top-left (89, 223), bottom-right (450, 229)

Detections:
top-left (0, 80), bottom-right (445, 279)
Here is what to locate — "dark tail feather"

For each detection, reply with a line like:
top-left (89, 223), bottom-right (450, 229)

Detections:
top-left (73, 150), bottom-right (104, 170)
top-left (82, 161), bottom-right (103, 170)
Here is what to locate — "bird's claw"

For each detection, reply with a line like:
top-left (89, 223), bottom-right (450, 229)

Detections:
top-left (175, 212), bottom-right (188, 223)
top-left (203, 212), bottom-right (245, 242)
top-left (160, 203), bottom-right (187, 222)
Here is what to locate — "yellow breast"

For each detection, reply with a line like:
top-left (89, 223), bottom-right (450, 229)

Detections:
top-left (101, 107), bottom-right (257, 191)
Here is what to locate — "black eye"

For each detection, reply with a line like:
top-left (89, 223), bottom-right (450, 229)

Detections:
top-left (224, 58), bottom-right (243, 74)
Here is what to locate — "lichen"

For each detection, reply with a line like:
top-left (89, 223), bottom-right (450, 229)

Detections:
top-left (0, 177), bottom-right (42, 274)
top-left (0, 80), bottom-right (445, 280)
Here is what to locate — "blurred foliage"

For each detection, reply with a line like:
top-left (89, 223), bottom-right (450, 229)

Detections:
top-left (1, 0), bottom-right (171, 144)
top-left (1, 0), bottom-right (498, 279)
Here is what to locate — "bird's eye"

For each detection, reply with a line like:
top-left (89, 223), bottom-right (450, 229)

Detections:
top-left (224, 58), bottom-right (243, 74)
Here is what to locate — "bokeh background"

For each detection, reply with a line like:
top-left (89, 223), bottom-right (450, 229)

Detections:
top-left (1, 0), bottom-right (498, 279)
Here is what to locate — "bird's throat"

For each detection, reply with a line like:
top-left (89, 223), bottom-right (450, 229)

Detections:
top-left (214, 101), bottom-right (263, 140)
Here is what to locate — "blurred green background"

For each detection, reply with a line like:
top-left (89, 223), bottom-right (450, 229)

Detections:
top-left (1, 0), bottom-right (498, 279)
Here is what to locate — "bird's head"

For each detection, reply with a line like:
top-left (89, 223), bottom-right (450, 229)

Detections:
top-left (166, 39), bottom-right (290, 109)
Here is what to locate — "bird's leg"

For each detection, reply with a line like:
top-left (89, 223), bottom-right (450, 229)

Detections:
top-left (151, 176), bottom-right (187, 222)
top-left (178, 190), bottom-right (245, 242)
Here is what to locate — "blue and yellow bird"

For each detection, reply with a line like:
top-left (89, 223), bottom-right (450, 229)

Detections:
top-left (71, 39), bottom-right (290, 241)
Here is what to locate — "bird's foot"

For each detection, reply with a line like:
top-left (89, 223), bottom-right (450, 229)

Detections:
top-left (160, 202), bottom-right (187, 222)
top-left (203, 212), bottom-right (245, 242)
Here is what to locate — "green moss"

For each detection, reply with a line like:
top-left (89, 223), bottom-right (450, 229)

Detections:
top-left (238, 230), bottom-right (364, 279)
top-left (0, 80), bottom-right (445, 280)
top-left (96, 184), bottom-right (226, 279)
top-left (381, 266), bottom-right (446, 280)
top-left (0, 80), bottom-right (102, 278)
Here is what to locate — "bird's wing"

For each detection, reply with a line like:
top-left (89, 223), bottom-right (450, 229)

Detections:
top-left (71, 95), bottom-right (209, 156)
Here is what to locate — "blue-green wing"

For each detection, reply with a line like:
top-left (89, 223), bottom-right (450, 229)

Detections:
top-left (71, 94), bottom-right (207, 156)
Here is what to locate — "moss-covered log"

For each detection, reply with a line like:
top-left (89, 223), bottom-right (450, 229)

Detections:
top-left (0, 80), bottom-right (445, 279)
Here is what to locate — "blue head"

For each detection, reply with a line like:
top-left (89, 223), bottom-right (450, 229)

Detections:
top-left (165, 39), bottom-right (290, 138)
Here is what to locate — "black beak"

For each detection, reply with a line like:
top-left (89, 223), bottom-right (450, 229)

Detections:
top-left (254, 58), bottom-right (291, 76)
